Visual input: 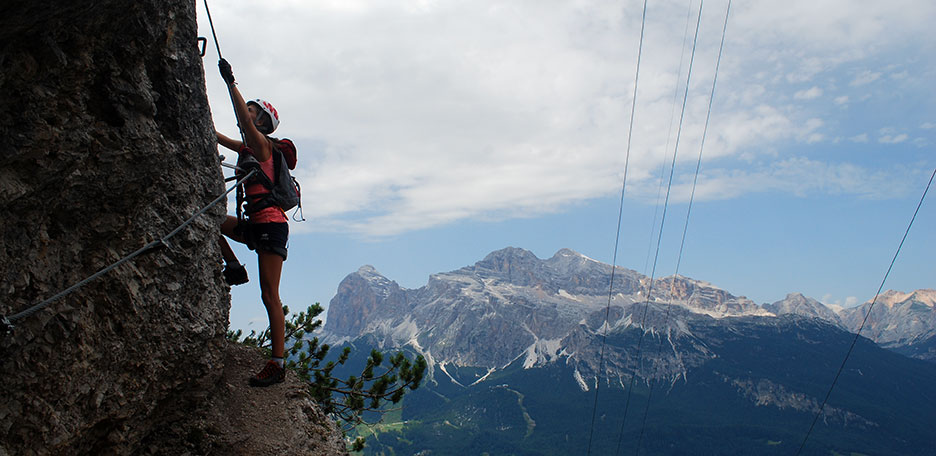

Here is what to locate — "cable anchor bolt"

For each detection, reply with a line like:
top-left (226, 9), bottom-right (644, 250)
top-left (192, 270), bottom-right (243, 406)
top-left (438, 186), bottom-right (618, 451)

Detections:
top-left (0, 315), bottom-right (14, 335)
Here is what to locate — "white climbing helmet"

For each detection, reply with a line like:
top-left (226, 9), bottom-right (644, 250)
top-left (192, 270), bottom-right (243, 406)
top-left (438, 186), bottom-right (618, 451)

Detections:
top-left (249, 98), bottom-right (280, 133)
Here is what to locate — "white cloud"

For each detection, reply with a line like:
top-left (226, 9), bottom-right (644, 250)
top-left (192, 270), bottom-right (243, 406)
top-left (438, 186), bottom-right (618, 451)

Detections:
top-left (796, 118), bottom-right (825, 143)
top-left (850, 70), bottom-right (882, 86)
top-left (821, 294), bottom-right (859, 309)
top-left (879, 134), bottom-right (909, 144)
top-left (199, 0), bottom-right (936, 236)
top-left (849, 133), bottom-right (869, 143)
top-left (650, 158), bottom-right (924, 204)
top-left (794, 86), bottom-right (823, 100)
top-left (922, 122), bottom-right (936, 130)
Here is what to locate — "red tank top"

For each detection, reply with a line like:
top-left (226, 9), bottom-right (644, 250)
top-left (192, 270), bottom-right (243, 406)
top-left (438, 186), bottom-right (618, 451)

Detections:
top-left (241, 147), bottom-right (288, 224)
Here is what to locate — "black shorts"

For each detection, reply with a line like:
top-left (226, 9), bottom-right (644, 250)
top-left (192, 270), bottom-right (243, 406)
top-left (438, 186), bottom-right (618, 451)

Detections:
top-left (237, 222), bottom-right (288, 260)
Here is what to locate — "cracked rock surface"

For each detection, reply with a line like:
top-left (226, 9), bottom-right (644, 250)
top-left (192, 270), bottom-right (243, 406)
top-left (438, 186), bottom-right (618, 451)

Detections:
top-left (0, 1), bottom-right (344, 454)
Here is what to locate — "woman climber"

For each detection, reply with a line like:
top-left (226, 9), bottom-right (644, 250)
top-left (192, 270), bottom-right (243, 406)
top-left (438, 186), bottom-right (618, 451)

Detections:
top-left (215, 58), bottom-right (288, 387)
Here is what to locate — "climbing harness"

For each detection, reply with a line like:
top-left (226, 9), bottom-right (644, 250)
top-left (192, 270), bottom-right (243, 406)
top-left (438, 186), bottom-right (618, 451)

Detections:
top-left (0, 169), bottom-right (257, 336)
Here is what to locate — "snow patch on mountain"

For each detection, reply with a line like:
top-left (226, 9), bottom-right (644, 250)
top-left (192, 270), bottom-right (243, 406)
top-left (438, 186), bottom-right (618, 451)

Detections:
top-left (685, 305), bottom-right (773, 319)
top-left (438, 363), bottom-right (464, 387)
top-left (558, 289), bottom-right (581, 302)
top-left (522, 338), bottom-right (563, 369)
top-left (573, 368), bottom-right (589, 392)
top-left (471, 368), bottom-right (497, 386)
top-left (324, 247), bottom-right (936, 383)
top-left (392, 317), bottom-right (421, 348)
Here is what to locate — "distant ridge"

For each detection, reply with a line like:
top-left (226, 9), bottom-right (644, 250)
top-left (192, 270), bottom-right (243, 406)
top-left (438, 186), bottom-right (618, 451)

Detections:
top-left (323, 247), bottom-right (936, 455)
top-left (327, 247), bottom-right (935, 364)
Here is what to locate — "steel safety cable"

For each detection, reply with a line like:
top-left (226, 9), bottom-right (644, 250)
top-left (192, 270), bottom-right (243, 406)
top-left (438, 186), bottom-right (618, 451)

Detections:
top-left (586, 1), bottom-right (649, 454)
top-left (201, 0), bottom-right (248, 147)
top-left (613, 2), bottom-right (704, 454)
top-left (1, 169), bottom-right (257, 333)
top-left (795, 165), bottom-right (936, 455)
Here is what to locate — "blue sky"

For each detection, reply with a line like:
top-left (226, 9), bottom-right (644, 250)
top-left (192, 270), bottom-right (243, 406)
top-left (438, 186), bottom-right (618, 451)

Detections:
top-left (197, 0), bottom-right (936, 333)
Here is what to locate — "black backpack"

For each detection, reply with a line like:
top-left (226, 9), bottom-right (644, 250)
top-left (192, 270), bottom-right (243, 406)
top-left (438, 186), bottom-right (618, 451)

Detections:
top-left (236, 138), bottom-right (303, 220)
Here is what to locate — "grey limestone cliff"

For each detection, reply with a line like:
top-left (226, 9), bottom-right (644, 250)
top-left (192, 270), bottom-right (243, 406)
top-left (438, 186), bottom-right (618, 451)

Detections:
top-left (324, 247), bottom-right (936, 390)
top-left (0, 1), bottom-right (344, 454)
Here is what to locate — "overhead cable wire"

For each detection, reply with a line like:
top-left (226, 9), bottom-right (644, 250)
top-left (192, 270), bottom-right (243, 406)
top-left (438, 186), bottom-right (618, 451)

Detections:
top-left (643, 0), bottom-right (697, 276)
top-left (614, 2), bottom-right (705, 454)
top-left (586, 1), bottom-right (649, 454)
top-left (795, 165), bottom-right (936, 455)
top-left (635, 1), bottom-right (731, 453)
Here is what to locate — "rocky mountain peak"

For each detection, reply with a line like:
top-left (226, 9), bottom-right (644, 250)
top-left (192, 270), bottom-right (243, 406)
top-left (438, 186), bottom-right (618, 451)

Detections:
top-left (325, 246), bottom-right (936, 388)
top-left (480, 246), bottom-right (540, 263)
top-left (471, 247), bottom-right (545, 283)
top-left (764, 292), bottom-right (841, 325)
top-left (355, 265), bottom-right (397, 288)
top-left (475, 247), bottom-right (540, 273)
top-left (358, 264), bottom-right (381, 274)
top-left (546, 248), bottom-right (604, 272)
top-left (877, 289), bottom-right (936, 308)
top-left (834, 289), bottom-right (936, 352)
top-left (553, 247), bottom-right (586, 258)
top-left (327, 265), bottom-right (407, 338)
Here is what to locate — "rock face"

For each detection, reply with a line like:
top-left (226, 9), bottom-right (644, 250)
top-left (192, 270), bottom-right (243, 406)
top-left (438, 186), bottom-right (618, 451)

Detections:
top-left (765, 292), bottom-right (843, 325)
top-left (324, 247), bottom-right (758, 382)
top-left (324, 247), bottom-right (936, 388)
top-left (0, 2), bottom-right (344, 454)
top-left (162, 343), bottom-right (349, 456)
top-left (840, 290), bottom-right (936, 343)
top-left (769, 289), bottom-right (936, 361)
top-left (324, 247), bottom-right (936, 455)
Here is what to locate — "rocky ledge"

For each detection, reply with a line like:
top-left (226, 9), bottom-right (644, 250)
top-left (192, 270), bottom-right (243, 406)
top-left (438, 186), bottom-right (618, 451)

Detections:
top-left (142, 342), bottom-right (348, 456)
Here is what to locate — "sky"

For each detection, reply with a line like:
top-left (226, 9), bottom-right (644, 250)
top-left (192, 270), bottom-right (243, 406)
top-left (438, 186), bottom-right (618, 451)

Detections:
top-left (195, 0), bottom-right (936, 334)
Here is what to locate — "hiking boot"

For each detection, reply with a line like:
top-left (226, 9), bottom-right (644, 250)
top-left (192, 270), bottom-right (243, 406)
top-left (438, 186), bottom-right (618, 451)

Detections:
top-left (249, 360), bottom-right (285, 387)
top-left (223, 263), bottom-right (249, 286)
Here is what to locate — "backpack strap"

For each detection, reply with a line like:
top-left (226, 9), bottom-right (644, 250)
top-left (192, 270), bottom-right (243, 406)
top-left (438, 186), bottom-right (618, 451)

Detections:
top-left (236, 138), bottom-right (302, 219)
top-left (240, 144), bottom-right (283, 216)
top-left (236, 145), bottom-right (274, 189)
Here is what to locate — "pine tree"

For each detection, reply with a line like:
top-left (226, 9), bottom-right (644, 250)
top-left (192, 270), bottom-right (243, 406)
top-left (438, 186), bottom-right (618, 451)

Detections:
top-left (227, 303), bottom-right (426, 451)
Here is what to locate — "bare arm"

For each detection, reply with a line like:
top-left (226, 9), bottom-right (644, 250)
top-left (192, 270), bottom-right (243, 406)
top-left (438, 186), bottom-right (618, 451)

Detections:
top-left (216, 131), bottom-right (243, 152)
top-left (228, 84), bottom-right (272, 162)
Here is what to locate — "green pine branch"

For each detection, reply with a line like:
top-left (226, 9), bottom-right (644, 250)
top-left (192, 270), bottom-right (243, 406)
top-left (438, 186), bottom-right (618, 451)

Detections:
top-left (227, 302), bottom-right (427, 451)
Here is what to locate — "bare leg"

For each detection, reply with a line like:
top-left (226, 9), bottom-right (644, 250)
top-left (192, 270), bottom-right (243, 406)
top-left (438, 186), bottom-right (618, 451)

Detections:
top-left (257, 250), bottom-right (285, 359)
top-left (220, 216), bottom-right (245, 264)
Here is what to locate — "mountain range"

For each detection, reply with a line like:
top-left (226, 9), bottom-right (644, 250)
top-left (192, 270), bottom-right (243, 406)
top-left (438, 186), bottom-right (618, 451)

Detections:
top-left (320, 247), bottom-right (936, 455)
